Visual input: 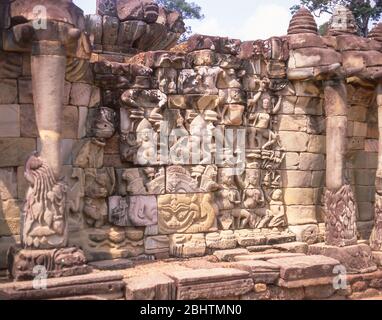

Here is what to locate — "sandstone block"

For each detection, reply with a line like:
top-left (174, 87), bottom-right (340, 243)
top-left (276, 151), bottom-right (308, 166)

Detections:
top-left (279, 132), bottom-right (309, 152)
top-left (18, 78), bottom-right (33, 104)
top-left (277, 115), bottom-right (307, 132)
top-left (284, 188), bottom-right (317, 205)
top-left (289, 224), bottom-right (319, 244)
top-left (70, 83), bottom-right (92, 107)
top-left (307, 135), bottom-right (326, 154)
top-left (165, 268), bottom-right (253, 300)
top-left (268, 255), bottom-right (340, 281)
top-left (0, 168), bottom-right (17, 200)
top-left (62, 106), bottom-right (79, 139)
top-left (0, 105), bottom-right (20, 137)
top-left (273, 242), bottom-right (309, 254)
top-left (299, 153), bottom-right (325, 170)
top-left (125, 273), bottom-right (175, 300)
top-left (20, 104), bottom-right (38, 137)
top-left (0, 79), bottom-right (17, 104)
top-left (281, 170), bottom-right (312, 188)
top-left (0, 138), bottom-right (36, 167)
top-left (280, 152), bottom-right (299, 170)
top-left (229, 260), bottom-right (280, 284)
top-left (286, 206), bottom-right (317, 226)
top-left (214, 248), bottom-right (249, 262)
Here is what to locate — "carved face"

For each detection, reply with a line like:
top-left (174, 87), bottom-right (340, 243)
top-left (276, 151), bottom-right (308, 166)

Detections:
top-left (246, 169), bottom-right (260, 186)
top-left (272, 189), bottom-right (283, 201)
top-left (159, 194), bottom-right (200, 233)
top-left (263, 98), bottom-right (270, 110)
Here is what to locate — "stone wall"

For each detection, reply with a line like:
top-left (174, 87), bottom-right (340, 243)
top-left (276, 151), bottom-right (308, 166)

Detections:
top-left (0, 0), bottom-right (381, 268)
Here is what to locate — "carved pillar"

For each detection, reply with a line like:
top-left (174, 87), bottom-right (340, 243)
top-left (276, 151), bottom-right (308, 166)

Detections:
top-left (323, 79), bottom-right (357, 247)
top-left (370, 83), bottom-right (382, 251)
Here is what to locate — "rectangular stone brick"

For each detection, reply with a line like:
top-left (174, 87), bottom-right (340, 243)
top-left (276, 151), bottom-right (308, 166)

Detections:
top-left (78, 107), bottom-right (88, 138)
top-left (20, 104), bottom-right (38, 137)
top-left (348, 106), bottom-right (367, 122)
top-left (349, 151), bottom-right (377, 169)
top-left (0, 138), bottom-right (36, 167)
top-left (352, 121), bottom-right (367, 137)
top-left (307, 135), bottom-right (326, 154)
top-left (284, 188), bottom-right (317, 205)
top-left (277, 115), bottom-right (307, 132)
top-left (358, 202), bottom-right (374, 221)
top-left (62, 106), bottom-right (79, 139)
top-left (0, 52), bottom-right (22, 79)
top-left (17, 166), bottom-right (28, 199)
top-left (286, 206), bottom-right (318, 226)
top-left (37, 139), bottom-right (73, 165)
top-left (311, 171), bottom-right (325, 188)
top-left (299, 153), bottom-right (325, 170)
top-left (18, 78), bottom-right (33, 104)
top-left (281, 170), bottom-right (312, 188)
top-left (279, 132), bottom-right (309, 152)
top-left (280, 152), bottom-right (299, 170)
top-left (0, 168), bottom-right (17, 200)
top-left (70, 83), bottom-right (92, 107)
top-left (355, 186), bottom-right (375, 203)
top-left (0, 79), bottom-right (17, 104)
top-left (0, 104), bottom-right (20, 137)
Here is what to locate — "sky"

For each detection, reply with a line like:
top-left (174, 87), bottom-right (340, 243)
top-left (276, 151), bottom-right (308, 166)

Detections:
top-left (73, 0), bottom-right (331, 40)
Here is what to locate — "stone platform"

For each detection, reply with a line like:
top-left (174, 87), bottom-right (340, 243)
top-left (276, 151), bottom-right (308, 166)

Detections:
top-left (1, 242), bottom-right (382, 300)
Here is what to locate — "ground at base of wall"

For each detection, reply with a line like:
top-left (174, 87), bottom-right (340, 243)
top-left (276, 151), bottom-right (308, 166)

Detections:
top-left (1, 243), bottom-right (382, 300)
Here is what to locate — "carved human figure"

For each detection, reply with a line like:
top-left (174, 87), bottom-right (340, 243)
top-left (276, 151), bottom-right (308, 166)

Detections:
top-left (136, 119), bottom-right (158, 165)
top-left (241, 168), bottom-right (265, 209)
top-left (247, 79), bottom-right (282, 150)
top-left (265, 189), bottom-right (286, 228)
top-left (216, 169), bottom-right (251, 229)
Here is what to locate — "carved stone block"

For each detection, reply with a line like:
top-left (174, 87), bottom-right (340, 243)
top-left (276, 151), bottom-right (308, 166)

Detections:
top-left (205, 230), bottom-right (237, 250)
top-left (7, 247), bottom-right (90, 281)
top-left (117, 167), bottom-right (165, 196)
top-left (102, 15), bottom-right (119, 46)
top-left (84, 167), bottom-right (115, 199)
top-left (178, 67), bottom-right (220, 95)
top-left (144, 235), bottom-right (170, 255)
top-left (169, 233), bottom-right (206, 258)
top-left (155, 68), bottom-right (177, 94)
top-left (97, 0), bottom-right (117, 16)
top-left (234, 229), bottom-right (267, 247)
top-left (86, 107), bottom-right (116, 139)
top-left (0, 52), bottom-right (22, 78)
top-left (166, 165), bottom-right (219, 194)
top-left (109, 195), bottom-right (158, 227)
top-left (158, 193), bottom-right (217, 235)
top-left (117, 20), bottom-right (146, 48)
top-left (74, 138), bottom-right (105, 169)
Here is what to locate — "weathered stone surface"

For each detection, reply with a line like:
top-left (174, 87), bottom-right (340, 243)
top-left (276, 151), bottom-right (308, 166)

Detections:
top-left (214, 248), bottom-right (249, 262)
top-left (234, 252), bottom-right (305, 262)
top-left (0, 168), bottom-right (17, 200)
top-left (284, 188), bottom-right (316, 205)
top-left (70, 83), bottom-right (92, 107)
top-left (279, 132), bottom-right (309, 152)
top-left (62, 106), bottom-right (79, 139)
top-left (229, 260), bottom-right (280, 284)
top-left (20, 104), bottom-right (38, 137)
top-left (89, 259), bottom-right (134, 270)
top-left (206, 231), bottom-right (237, 250)
top-left (286, 206), bottom-right (318, 226)
top-left (0, 52), bottom-right (22, 79)
top-left (0, 105), bottom-right (19, 137)
top-left (0, 138), bottom-right (36, 167)
top-left (169, 233), bottom-right (206, 258)
top-left (125, 273), bottom-right (175, 300)
top-left (268, 255), bottom-right (340, 281)
top-left (273, 242), bottom-right (309, 254)
top-left (165, 268), bottom-right (253, 300)
top-left (308, 243), bottom-right (377, 274)
top-left (144, 235), bottom-right (170, 255)
top-left (289, 224), bottom-right (319, 244)
top-left (299, 153), bottom-right (325, 170)
top-left (0, 271), bottom-right (124, 300)
top-left (0, 79), bottom-right (17, 104)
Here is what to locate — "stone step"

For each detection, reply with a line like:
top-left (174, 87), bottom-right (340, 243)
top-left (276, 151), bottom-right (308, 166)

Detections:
top-left (234, 252), bottom-right (305, 262)
top-left (89, 258), bottom-right (134, 271)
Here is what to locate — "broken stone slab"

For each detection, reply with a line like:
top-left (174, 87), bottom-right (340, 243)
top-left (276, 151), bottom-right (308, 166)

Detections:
top-left (229, 260), bottom-right (280, 284)
top-left (247, 245), bottom-right (274, 253)
top-left (165, 268), bottom-right (253, 300)
top-left (234, 252), bottom-right (305, 262)
top-left (125, 273), bottom-right (175, 300)
top-left (308, 243), bottom-right (377, 274)
top-left (213, 248), bottom-right (249, 262)
top-left (0, 271), bottom-right (125, 300)
top-left (268, 255), bottom-right (340, 282)
top-left (89, 258), bottom-right (134, 270)
top-left (278, 276), bottom-right (336, 289)
top-left (265, 233), bottom-right (296, 245)
top-left (273, 242), bottom-right (309, 254)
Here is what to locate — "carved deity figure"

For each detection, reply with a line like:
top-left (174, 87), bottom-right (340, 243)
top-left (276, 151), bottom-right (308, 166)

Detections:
top-left (136, 119), bottom-right (158, 165)
top-left (241, 168), bottom-right (265, 209)
top-left (247, 79), bottom-right (282, 150)
top-left (216, 169), bottom-right (252, 229)
top-left (23, 154), bottom-right (68, 249)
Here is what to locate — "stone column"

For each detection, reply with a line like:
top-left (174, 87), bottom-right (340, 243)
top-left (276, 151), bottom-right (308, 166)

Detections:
top-left (370, 83), bottom-right (382, 251)
top-left (31, 41), bottom-right (66, 179)
top-left (323, 79), bottom-right (357, 247)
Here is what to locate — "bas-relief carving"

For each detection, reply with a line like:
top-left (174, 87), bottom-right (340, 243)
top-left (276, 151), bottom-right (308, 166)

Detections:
top-left (74, 138), bottom-right (106, 169)
top-left (23, 154), bottom-right (68, 249)
top-left (108, 195), bottom-right (158, 227)
top-left (169, 233), bottom-right (206, 258)
top-left (87, 107), bottom-right (117, 139)
top-left (117, 167), bottom-right (165, 195)
top-left (165, 165), bottom-right (219, 193)
top-left (158, 193), bottom-right (217, 235)
top-left (205, 230), bottom-right (237, 250)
